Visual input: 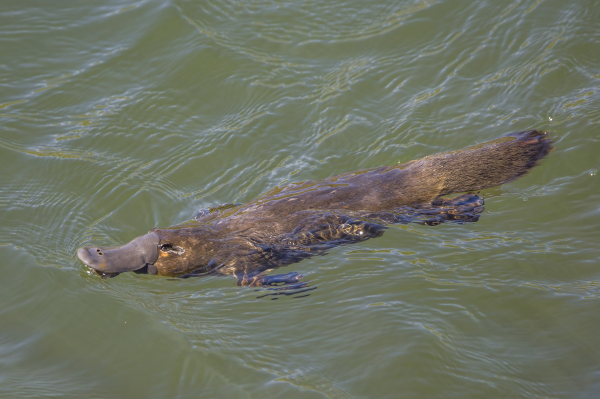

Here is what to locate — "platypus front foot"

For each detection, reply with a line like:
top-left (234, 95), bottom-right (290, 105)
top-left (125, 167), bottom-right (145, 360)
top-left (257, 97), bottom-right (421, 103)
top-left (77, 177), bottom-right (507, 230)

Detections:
top-left (235, 271), bottom-right (303, 287)
top-left (260, 272), bottom-right (304, 286)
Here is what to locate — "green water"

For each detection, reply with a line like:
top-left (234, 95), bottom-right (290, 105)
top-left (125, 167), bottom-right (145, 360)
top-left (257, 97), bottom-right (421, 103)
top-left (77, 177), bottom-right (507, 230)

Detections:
top-left (1, 0), bottom-right (599, 397)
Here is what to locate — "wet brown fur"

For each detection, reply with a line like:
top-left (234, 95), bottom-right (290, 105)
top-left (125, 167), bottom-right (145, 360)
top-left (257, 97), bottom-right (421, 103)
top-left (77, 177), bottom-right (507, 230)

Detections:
top-left (148, 130), bottom-right (552, 281)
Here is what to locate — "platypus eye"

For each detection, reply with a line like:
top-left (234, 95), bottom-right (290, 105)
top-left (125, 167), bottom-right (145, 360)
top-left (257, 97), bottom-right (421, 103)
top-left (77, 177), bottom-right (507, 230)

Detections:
top-left (159, 243), bottom-right (185, 255)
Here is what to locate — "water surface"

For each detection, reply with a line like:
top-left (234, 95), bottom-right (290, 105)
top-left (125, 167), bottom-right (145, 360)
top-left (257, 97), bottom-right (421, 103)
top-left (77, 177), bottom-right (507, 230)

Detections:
top-left (1, 0), bottom-right (599, 397)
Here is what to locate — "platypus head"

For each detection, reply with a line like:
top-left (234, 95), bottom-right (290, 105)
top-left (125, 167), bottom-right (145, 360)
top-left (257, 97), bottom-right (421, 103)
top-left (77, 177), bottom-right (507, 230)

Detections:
top-left (77, 227), bottom-right (215, 277)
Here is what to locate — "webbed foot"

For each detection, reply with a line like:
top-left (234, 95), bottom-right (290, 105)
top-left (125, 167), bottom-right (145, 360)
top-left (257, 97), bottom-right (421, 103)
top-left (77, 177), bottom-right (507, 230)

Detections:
top-left (235, 271), bottom-right (303, 287)
top-left (417, 194), bottom-right (484, 225)
top-left (260, 272), bottom-right (303, 286)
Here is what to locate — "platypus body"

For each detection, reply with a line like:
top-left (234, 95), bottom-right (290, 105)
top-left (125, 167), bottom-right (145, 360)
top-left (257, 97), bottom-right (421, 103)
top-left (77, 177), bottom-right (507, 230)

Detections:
top-left (78, 130), bottom-right (552, 284)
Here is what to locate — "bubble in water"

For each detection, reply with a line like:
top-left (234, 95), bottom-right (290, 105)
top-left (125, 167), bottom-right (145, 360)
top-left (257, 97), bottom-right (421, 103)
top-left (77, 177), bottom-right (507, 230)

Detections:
top-left (523, 197), bottom-right (528, 202)
top-left (549, 117), bottom-right (552, 121)
top-left (591, 170), bottom-right (597, 176)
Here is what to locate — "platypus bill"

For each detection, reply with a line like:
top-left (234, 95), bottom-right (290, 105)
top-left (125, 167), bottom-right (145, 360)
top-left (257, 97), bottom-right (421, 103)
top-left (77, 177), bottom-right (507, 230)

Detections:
top-left (78, 130), bottom-right (552, 285)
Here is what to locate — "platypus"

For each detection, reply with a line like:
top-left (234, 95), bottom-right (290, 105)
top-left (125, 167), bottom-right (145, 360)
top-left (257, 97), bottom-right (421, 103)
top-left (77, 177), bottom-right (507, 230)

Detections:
top-left (77, 130), bottom-right (552, 285)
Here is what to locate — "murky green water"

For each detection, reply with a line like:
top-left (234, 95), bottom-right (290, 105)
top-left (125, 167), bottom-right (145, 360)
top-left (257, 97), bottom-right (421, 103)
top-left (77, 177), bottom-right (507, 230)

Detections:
top-left (1, 0), bottom-right (599, 397)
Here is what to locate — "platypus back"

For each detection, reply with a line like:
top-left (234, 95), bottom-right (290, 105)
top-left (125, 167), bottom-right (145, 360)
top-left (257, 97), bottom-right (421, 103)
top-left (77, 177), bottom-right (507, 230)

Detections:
top-left (248, 129), bottom-right (553, 214)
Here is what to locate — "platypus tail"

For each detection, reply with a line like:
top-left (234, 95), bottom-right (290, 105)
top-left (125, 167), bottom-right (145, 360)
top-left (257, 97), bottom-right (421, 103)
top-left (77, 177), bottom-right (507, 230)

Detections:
top-left (407, 130), bottom-right (553, 200)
